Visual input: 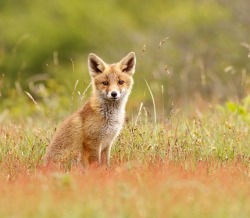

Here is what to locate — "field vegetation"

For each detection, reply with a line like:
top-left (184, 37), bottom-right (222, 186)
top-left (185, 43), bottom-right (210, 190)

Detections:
top-left (0, 0), bottom-right (250, 217)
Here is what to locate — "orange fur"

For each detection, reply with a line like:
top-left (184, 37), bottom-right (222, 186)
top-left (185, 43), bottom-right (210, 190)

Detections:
top-left (44, 52), bottom-right (136, 169)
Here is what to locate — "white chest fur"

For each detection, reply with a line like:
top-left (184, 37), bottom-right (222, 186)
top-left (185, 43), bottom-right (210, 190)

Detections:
top-left (98, 101), bottom-right (125, 148)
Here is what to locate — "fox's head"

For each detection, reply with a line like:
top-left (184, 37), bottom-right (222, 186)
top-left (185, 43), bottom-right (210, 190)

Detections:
top-left (88, 52), bottom-right (136, 102)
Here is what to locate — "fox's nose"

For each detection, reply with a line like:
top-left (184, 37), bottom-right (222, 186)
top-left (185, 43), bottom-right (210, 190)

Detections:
top-left (111, 91), bottom-right (117, 98)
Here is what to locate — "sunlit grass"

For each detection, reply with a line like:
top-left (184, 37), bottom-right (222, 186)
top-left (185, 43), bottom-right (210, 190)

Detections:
top-left (1, 104), bottom-right (250, 176)
top-left (0, 101), bottom-right (250, 217)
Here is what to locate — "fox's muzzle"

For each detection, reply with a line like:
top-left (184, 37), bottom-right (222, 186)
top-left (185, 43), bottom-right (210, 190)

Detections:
top-left (107, 90), bottom-right (121, 100)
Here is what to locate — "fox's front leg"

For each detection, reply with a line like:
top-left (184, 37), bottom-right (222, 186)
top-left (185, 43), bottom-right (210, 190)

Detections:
top-left (80, 145), bottom-right (91, 169)
top-left (100, 145), bottom-right (112, 168)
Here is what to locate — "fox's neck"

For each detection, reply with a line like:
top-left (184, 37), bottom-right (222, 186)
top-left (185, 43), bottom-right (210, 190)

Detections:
top-left (90, 94), bottom-right (128, 119)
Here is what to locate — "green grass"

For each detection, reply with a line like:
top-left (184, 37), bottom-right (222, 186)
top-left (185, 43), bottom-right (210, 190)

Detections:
top-left (1, 103), bottom-right (250, 177)
top-left (0, 101), bottom-right (250, 217)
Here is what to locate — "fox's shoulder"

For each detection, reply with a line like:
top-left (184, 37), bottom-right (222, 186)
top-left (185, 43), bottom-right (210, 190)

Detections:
top-left (56, 101), bottom-right (94, 128)
top-left (78, 99), bottom-right (104, 122)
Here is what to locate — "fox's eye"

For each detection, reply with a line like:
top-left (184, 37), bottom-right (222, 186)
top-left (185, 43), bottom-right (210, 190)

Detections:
top-left (102, 81), bottom-right (109, 86)
top-left (118, 80), bottom-right (124, 85)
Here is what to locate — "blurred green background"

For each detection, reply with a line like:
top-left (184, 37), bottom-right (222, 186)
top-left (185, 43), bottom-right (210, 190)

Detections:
top-left (0, 0), bottom-right (250, 121)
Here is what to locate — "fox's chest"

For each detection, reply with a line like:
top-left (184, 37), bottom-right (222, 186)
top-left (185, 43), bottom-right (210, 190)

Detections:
top-left (101, 112), bottom-right (124, 137)
top-left (83, 108), bottom-right (125, 145)
top-left (80, 98), bottom-right (127, 147)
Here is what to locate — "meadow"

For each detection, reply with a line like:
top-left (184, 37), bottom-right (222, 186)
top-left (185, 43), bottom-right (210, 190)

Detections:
top-left (0, 96), bottom-right (250, 217)
top-left (1, 0), bottom-right (250, 217)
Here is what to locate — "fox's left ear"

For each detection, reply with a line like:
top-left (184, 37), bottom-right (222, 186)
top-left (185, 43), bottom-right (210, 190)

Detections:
top-left (119, 52), bottom-right (136, 76)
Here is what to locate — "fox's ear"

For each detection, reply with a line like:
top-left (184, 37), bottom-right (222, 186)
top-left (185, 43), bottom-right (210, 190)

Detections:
top-left (88, 53), bottom-right (107, 77)
top-left (119, 52), bottom-right (136, 75)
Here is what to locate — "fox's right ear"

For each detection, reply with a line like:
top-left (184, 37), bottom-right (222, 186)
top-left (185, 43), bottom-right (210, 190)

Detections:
top-left (88, 53), bottom-right (107, 77)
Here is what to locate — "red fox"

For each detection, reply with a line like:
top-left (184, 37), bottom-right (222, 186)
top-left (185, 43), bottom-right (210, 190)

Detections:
top-left (44, 52), bottom-right (136, 169)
